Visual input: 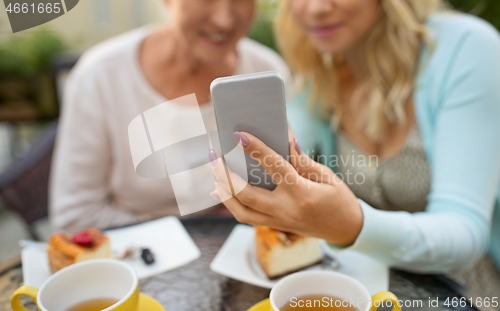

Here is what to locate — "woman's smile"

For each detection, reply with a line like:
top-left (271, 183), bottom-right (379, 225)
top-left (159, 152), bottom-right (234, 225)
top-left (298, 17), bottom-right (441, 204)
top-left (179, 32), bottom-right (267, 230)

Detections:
top-left (200, 30), bottom-right (233, 46)
top-left (309, 23), bottom-right (343, 37)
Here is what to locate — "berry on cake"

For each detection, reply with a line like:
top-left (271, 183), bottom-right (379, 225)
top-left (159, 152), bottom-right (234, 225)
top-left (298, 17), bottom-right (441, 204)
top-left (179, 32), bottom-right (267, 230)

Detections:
top-left (47, 228), bottom-right (112, 272)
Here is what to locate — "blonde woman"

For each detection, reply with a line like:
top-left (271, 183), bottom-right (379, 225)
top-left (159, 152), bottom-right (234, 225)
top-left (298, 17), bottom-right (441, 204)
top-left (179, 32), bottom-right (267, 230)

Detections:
top-left (212, 0), bottom-right (500, 296)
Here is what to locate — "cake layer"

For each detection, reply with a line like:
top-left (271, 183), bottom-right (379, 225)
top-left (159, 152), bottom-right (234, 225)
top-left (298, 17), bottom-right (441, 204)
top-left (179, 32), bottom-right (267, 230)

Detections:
top-left (255, 226), bottom-right (323, 279)
top-left (47, 228), bottom-right (112, 273)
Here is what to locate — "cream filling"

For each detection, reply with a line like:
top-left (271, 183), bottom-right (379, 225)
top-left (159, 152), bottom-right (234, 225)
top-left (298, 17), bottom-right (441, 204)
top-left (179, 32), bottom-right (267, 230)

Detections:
top-left (266, 238), bottom-right (323, 277)
top-left (75, 240), bottom-right (112, 262)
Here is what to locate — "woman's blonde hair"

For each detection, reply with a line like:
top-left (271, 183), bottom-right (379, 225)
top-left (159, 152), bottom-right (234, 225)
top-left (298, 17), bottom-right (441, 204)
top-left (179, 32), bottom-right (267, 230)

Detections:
top-left (275, 0), bottom-right (442, 139)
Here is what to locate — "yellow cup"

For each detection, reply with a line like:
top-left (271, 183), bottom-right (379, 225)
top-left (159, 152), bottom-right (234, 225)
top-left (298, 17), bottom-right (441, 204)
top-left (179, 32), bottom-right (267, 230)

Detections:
top-left (270, 270), bottom-right (401, 311)
top-left (12, 259), bottom-right (139, 311)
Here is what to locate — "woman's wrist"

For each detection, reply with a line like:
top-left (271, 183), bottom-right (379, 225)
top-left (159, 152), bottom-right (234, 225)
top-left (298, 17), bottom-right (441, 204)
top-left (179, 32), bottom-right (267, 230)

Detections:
top-left (325, 199), bottom-right (364, 247)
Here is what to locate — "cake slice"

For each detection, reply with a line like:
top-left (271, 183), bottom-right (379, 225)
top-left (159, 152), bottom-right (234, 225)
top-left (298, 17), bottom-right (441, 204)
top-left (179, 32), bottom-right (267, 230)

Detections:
top-left (255, 226), bottom-right (323, 279)
top-left (47, 228), bottom-right (112, 273)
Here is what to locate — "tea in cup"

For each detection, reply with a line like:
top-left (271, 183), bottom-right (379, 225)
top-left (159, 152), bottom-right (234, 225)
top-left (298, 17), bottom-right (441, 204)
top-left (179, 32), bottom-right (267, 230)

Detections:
top-left (11, 259), bottom-right (139, 311)
top-left (270, 270), bottom-right (401, 311)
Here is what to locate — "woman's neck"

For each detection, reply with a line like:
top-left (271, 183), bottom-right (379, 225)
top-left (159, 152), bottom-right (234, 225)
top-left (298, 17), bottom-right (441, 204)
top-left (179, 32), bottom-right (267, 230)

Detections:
top-left (341, 41), bottom-right (369, 83)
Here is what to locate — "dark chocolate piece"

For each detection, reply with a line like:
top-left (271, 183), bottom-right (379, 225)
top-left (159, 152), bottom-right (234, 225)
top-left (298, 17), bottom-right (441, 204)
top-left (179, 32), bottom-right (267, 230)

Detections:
top-left (141, 248), bottom-right (155, 265)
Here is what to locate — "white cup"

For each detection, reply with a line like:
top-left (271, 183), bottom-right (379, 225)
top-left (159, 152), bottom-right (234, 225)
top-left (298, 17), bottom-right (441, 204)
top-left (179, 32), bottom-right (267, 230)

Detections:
top-left (12, 259), bottom-right (139, 311)
top-left (270, 270), bottom-right (400, 311)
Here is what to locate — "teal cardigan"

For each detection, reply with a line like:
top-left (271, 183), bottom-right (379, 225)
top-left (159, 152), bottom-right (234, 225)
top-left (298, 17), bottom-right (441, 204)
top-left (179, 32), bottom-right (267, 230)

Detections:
top-left (287, 13), bottom-right (500, 273)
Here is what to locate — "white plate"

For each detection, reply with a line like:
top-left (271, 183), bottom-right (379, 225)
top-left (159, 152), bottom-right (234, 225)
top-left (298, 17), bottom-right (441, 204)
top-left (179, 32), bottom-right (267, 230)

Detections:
top-left (22, 216), bottom-right (201, 288)
top-left (210, 224), bottom-right (389, 296)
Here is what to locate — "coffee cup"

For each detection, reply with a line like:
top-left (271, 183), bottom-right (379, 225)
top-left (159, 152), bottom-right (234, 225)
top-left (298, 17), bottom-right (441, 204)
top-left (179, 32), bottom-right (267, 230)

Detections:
top-left (11, 259), bottom-right (139, 311)
top-left (270, 270), bottom-right (401, 311)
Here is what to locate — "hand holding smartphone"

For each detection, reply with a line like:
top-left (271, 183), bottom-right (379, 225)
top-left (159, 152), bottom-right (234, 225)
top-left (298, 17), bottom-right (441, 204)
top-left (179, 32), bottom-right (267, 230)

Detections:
top-left (210, 71), bottom-right (289, 190)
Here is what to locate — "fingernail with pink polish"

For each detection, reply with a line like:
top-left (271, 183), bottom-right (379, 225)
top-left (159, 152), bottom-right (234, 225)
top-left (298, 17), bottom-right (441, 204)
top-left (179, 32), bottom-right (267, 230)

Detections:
top-left (294, 138), bottom-right (302, 154)
top-left (210, 191), bottom-right (221, 202)
top-left (209, 148), bottom-right (217, 167)
top-left (232, 132), bottom-right (250, 148)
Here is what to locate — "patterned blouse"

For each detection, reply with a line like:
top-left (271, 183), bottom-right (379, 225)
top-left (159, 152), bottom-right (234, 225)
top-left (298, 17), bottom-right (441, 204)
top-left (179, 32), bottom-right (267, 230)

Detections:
top-left (336, 126), bottom-right (500, 299)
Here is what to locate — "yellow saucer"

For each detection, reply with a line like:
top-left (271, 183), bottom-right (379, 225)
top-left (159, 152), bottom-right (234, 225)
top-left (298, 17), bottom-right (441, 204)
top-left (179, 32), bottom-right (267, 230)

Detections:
top-left (139, 292), bottom-right (166, 311)
top-left (247, 298), bottom-right (272, 311)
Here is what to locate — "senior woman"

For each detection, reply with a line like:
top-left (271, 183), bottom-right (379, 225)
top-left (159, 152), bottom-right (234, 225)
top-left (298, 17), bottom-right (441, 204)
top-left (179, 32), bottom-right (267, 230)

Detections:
top-left (212, 0), bottom-right (500, 297)
top-left (50, 0), bottom-right (290, 233)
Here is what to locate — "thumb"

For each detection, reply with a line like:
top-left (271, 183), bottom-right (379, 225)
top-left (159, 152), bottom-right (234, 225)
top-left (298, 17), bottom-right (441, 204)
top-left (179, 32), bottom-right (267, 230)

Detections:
top-left (234, 131), bottom-right (298, 186)
top-left (289, 138), bottom-right (341, 186)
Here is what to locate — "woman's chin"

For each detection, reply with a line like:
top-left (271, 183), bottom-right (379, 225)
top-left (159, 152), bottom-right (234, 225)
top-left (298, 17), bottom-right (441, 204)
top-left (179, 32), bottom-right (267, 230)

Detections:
top-left (308, 36), bottom-right (351, 54)
top-left (315, 44), bottom-right (350, 55)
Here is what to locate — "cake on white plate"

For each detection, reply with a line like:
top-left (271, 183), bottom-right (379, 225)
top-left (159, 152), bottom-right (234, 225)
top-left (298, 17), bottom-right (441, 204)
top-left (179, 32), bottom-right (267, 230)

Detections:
top-left (47, 228), bottom-right (112, 273)
top-left (255, 226), bottom-right (323, 279)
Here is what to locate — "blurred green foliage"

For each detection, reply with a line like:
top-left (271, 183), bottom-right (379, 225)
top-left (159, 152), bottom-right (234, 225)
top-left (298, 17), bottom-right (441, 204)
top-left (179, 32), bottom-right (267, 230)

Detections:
top-left (248, 0), bottom-right (279, 51)
top-left (248, 0), bottom-right (500, 52)
top-left (0, 30), bottom-right (67, 77)
top-left (449, 0), bottom-right (500, 31)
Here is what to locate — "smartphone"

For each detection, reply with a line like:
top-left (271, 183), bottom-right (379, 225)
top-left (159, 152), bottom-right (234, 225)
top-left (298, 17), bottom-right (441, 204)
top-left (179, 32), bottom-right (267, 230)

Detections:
top-left (210, 71), bottom-right (289, 190)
